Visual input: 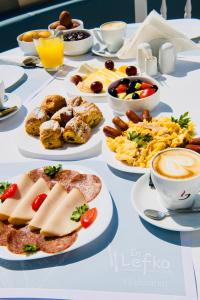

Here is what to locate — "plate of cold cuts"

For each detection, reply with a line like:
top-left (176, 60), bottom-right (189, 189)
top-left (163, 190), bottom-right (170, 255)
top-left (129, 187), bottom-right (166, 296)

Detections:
top-left (0, 164), bottom-right (113, 260)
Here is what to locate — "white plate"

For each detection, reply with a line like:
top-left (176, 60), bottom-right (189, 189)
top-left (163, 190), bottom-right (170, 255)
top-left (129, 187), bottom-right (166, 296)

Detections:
top-left (18, 104), bottom-right (107, 160)
top-left (0, 164), bottom-right (113, 261)
top-left (132, 173), bottom-right (200, 231)
top-left (0, 66), bottom-right (24, 89)
top-left (0, 93), bottom-right (22, 121)
top-left (64, 69), bottom-right (108, 103)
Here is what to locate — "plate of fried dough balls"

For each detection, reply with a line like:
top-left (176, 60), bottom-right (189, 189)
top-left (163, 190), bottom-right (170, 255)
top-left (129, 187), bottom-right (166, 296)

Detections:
top-left (18, 94), bottom-right (105, 160)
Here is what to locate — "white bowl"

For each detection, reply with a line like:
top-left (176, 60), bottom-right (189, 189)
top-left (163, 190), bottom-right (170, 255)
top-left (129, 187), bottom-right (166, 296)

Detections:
top-left (48, 19), bottom-right (83, 33)
top-left (17, 29), bottom-right (52, 56)
top-left (107, 76), bottom-right (160, 115)
top-left (63, 29), bottom-right (93, 56)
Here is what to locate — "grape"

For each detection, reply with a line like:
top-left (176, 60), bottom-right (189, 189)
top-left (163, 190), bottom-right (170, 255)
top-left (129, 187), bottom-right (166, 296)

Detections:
top-left (119, 78), bottom-right (130, 86)
top-left (91, 81), bottom-right (103, 93)
top-left (70, 75), bottom-right (82, 85)
top-left (105, 60), bottom-right (114, 70)
top-left (126, 66), bottom-right (137, 76)
top-left (109, 87), bottom-right (117, 97)
top-left (132, 93), bottom-right (140, 99)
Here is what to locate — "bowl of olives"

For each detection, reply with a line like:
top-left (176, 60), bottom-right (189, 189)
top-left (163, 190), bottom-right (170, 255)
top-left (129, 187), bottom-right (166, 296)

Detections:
top-left (63, 29), bottom-right (93, 56)
top-left (107, 76), bottom-right (160, 114)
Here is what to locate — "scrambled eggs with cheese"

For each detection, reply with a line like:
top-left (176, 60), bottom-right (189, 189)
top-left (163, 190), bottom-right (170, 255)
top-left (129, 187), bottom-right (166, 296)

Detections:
top-left (107, 116), bottom-right (195, 168)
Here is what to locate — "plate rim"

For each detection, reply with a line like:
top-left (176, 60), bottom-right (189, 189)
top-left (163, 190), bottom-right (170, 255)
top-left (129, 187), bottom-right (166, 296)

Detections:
top-left (0, 164), bottom-right (113, 261)
top-left (0, 65), bottom-right (25, 90)
top-left (0, 93), bottom-right (22, 121)
top-left (131, 173), bottom-right (200, 232)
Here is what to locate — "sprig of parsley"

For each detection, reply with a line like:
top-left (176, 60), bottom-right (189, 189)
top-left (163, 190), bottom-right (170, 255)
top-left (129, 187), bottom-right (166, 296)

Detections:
top-left (23, 244), bottom-right (39, 253)
top-left (0, 182), bottom-right (10, 196)
top-left (127, 131), bottom-right (152, 147)
top-left (171, 112), bottom-right (190, 129)
top-left (44, 164), bottom-right (62, 178)
top-left (71, 204), bottom-right (89, 222)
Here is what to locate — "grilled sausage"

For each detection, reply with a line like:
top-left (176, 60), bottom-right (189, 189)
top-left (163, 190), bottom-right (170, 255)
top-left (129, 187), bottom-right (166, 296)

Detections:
top-left (112, 116), bottom-right (128, 131)
top-left (103, 126), bottom-right (122, 138)
top-left (142, 109), bottom-right (152, 121)
top-left (126, 110), bottom-right (142, 123)
top-left (185, 144), bottom-right (200, 153)
top-left (189, 137), bottom-right (200, 145)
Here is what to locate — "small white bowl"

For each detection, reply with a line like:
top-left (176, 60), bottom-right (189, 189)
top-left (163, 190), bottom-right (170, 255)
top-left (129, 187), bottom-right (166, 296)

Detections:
top-left (17, 29), bottom-right (52, 56)
top-left (107, 76), bottom-right (160, 115)
top-left (63, 29), bottom-right (93, 56)
top-left (48, 19), bottom-right (83, 33)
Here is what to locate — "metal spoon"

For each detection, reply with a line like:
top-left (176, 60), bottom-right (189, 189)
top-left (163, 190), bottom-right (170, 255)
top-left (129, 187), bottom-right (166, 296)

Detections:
top-left (144, 208), bottom-right (200, 221)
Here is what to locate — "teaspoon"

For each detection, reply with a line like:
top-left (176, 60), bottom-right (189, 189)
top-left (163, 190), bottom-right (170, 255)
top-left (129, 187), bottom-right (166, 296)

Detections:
top-left (144, 208), bottom-right (200, 221)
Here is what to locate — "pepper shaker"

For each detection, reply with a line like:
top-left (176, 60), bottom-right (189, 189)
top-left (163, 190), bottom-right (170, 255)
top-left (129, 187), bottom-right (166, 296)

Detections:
top-left (144, 56), bottom-right (158, 76)
top-left (137, 42), bottom-right (152, 73)
top-left (158, 42), bottom-right (176, 74)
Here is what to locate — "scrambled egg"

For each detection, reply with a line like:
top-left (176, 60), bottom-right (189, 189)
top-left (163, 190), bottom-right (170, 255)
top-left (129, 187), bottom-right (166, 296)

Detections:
top-left (107, 117), bottom-right (195, 168)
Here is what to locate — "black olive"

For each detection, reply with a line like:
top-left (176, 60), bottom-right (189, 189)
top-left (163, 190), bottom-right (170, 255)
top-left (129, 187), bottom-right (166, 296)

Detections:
top-left (132, 93), bottom-right (140, 99)
top-left (109, 87), bottom-right (117, 97)
top-left (152, 84), bottom-right (158, 91)
top-left (119, 78), bottom-right (130, 86)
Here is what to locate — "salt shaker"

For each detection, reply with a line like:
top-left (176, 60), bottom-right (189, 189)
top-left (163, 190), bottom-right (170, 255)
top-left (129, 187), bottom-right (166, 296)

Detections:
top-left (158, 42), bottom-right (176, 74)
top-left (144, 56), bottom-right (158, 76)
top-left (137, 42), bottom-right (152, 73)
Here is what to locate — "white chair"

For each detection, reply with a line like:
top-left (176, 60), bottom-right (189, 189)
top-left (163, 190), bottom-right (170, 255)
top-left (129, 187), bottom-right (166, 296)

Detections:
top-left (134, 0), bottom-right (192, 22)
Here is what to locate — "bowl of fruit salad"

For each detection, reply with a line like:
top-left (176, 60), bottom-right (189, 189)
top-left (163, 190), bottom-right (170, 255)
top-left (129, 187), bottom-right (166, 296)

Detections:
top-left (107, 76), bottom-right (160, 114)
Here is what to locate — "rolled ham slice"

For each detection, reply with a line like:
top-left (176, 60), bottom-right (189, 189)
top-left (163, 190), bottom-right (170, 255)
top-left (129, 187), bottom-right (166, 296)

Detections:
top-left (0, 174), bottom-right (34, 221)
top-left (41, 188), bottom-right (86, 237)
top-left (29, 183), bottom-right (67, 231)
top-left (9, 178), bottom-right (50, 225)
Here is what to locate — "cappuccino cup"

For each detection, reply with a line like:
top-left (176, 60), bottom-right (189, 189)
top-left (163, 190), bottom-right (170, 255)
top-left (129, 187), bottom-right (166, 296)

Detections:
top-left (93, 21), bottom-right (127, 53)
top-left (150, 148), bottom-right (200, 210)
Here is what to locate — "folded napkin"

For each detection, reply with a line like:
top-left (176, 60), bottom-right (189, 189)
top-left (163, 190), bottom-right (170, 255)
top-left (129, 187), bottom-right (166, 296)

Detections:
top-left (0, 55), bottom-right (40, 67)
top-left (117, 10), bottom-right (199, 59)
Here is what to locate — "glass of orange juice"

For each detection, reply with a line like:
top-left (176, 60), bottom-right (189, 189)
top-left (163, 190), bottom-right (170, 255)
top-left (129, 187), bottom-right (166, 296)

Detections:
top-left (34, 36), bottom-right (64, 71)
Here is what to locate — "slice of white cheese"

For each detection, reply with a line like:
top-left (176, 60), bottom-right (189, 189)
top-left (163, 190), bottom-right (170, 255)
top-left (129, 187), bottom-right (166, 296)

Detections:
top-left (41, 188), bottom-right (86, 237)
top-left (29, 183), bottom-right (67, 231)
top-left (0, 174), bottom-right (34, 221)
top-left (9, 178), bottom-right (50, 225)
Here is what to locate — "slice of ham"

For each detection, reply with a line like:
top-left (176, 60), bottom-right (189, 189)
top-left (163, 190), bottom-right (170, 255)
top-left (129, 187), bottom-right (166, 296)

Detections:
top-left (66, 174), bottom-right (102, 202)
top-left (7, 226), bottom-right (39, 254)
top-left (0, 222), bottom-right (12, 246)
top-left (37, 232), bottom-right (77, 253)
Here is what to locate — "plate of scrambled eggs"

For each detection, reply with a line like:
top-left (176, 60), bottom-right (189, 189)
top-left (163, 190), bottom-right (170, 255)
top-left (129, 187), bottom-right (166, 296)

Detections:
top-left (102, 112), bottom-right (195, 173)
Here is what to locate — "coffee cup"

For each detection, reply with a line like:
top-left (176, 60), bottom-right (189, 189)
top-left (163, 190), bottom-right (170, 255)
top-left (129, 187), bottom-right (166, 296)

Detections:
top-left (0, 80), bottom-right (5, 110)
top-left (150, 148), bottom-right (200, 210)
top-left (93, 21), bottom-right (127, 53)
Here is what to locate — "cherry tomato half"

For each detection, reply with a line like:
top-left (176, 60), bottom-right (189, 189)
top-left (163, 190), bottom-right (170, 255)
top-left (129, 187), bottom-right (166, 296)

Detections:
top-left (32, 193), bottom-right (47, 211)
top-left (1, 184), bottom-right (18, 201)
top-left (140, 82), bottom-right (153, 90)
top-left (140, 88), bottom-right (155, 98)
top-left (116, 84), bottom-right (127, 94)
top-left (80, 208), bottom-right (97, 229)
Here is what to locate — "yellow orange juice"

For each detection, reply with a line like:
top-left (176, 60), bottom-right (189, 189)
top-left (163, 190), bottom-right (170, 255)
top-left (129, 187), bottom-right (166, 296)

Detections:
top-left (36, 37), bottom-right (64, 70)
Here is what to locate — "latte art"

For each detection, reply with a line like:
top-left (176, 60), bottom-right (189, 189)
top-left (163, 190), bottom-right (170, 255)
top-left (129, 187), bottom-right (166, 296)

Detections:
top-left (101, 22), bottom-right (125, 30)
top-left (153, 149), bottom-right (200, 179)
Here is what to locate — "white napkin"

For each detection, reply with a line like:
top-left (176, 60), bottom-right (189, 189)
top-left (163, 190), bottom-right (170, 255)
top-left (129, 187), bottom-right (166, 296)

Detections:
top-left (117, 10), bottom-right (199, 59)
top-left (0, 55), bottom-right (40, 67)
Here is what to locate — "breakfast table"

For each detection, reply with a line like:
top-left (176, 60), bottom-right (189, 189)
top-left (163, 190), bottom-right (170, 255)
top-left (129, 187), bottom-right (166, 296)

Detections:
top-left (0, 18), bottom-right (200, 300)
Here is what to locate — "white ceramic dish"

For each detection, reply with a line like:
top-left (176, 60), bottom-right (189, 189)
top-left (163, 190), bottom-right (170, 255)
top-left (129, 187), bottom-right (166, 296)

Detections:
top-left (17, 29), bottom-right (52, 56)
top-left (0, 66), bottom-right (25, 89)
top-left (48, 19), bottom-right (83, 33)
top-left (107, 76), bottom-right (160, 115)
top-left (132, 173), bottom-right (200, 231)
top-left (0, 164), bottom-right (113, 260)
top-left (18, 104), bottom-right (106, 160)
top-left (63, 29), bottom-right (93, 56)
top-left (0, 93), bottom-right (22, 121)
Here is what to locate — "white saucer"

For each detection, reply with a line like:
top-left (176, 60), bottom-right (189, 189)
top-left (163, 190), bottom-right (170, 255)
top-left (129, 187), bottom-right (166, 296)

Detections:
top-left (131, 173), bottom-right (200, 231)
top-left (0, 66), bottom-right (24, 89)
top-left (92, 43), bottom-right (118, 58)
top-left (0, 93), bottom-right (22, 121)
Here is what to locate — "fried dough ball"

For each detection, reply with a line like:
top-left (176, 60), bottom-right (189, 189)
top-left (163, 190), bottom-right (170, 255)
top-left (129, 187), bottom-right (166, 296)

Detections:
top-left (41, 95), bottom-right (66, 116)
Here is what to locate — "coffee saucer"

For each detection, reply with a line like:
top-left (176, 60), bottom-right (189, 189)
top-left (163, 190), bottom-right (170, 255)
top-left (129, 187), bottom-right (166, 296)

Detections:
top-left (131, 173), bottom-right (200, 231)
top-left (92, 43), bottom-right (118, 58)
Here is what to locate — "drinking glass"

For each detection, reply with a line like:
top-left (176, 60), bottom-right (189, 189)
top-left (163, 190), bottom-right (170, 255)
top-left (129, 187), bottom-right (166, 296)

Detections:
top-left (34, 36), bottom-right (64, 71)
